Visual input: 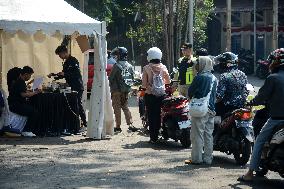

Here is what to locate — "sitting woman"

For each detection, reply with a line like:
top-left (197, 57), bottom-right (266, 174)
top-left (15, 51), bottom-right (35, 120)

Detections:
top-left (8, 66), bottom-right (41, 137)
top-left (7, 67), bottom-right (22, 93)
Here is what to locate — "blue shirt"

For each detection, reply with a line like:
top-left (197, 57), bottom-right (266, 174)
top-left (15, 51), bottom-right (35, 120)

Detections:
top-left (188, 72), bottom-right (218, 111)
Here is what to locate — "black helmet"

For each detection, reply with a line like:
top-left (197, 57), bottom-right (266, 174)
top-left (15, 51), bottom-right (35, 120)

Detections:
top-left (111, 47), bottom-right (128, 61)
top-left (215, 52), bottom-right (238, 65)
top-left (196, 48), bottom-right (208, 56)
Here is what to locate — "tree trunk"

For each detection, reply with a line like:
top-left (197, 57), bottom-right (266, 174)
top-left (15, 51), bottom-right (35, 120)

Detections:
top-left (169, 0), bottom-right (174, 72)
top-left (162, 0), bottom-right (170, 69)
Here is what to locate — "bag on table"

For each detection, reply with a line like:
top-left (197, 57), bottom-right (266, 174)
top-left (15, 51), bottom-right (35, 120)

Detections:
top-left (188, 77), bottom-right (215, 117)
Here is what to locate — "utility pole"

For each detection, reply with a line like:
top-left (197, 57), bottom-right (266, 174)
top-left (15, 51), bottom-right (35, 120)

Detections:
top-left (272, 0), bottom-right (278, 49)
top-left (226, 0), bottom-right (231, 51)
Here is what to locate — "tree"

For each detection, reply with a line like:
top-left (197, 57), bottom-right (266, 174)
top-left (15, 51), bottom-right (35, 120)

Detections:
top-left (64, 0), bottom-right (214, 69)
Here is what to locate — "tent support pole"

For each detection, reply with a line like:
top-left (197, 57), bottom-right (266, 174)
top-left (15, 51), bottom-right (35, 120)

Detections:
top-left (0, 29), bottom-right (2, 89)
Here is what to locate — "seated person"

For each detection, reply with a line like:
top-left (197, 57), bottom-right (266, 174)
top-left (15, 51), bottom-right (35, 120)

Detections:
top-left (7, 67), bottom-right (22, 93)
top-left (8, 66), bottom-right (41, 136)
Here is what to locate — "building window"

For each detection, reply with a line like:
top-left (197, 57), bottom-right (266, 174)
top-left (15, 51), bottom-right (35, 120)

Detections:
top-left (250, 34), bottom-right (265, 59)
top-left (251, 11), bottom-right (264, 22)
top-left (232, 12), bottom-right (241, 27)
top-left (232, 35), bottom-right (241, 54)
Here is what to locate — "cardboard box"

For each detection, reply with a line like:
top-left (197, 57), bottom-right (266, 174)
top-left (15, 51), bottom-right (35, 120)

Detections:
top-left (76, 35), bottom-right (90, 53)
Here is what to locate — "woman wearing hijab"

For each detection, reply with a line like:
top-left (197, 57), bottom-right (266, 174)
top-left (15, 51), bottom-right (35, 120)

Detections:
top-left (185, 56), bottom-right (218, 165)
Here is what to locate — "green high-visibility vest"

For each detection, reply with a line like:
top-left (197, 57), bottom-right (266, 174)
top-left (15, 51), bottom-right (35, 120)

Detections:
top-left (185, 66), bottom-right (194, 85)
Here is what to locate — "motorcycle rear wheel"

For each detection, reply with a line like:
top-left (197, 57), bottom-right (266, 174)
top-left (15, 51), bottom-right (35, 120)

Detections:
top-left (233, 138), bottom-right (251, 166)
top-left (180, 128), bottom-right (191, 148)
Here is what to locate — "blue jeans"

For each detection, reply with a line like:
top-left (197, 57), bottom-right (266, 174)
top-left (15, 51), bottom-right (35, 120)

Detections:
top-left (249, 118), bottom-right (284, 170)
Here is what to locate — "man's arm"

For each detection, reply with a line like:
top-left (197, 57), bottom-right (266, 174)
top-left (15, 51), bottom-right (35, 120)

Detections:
top-left (21, 90), bottom-right (41, 98)
top-left (216, 74), bottom-right (226, 102)
top-left (252, 76), bottom-right (274, 106)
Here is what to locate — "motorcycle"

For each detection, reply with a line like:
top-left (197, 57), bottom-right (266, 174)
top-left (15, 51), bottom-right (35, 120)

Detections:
top-left (251, 107), bottom-right (284, 178)
top-left (256, 59), bottom-right (270, 79)
top-left (138, 82), bottom-right (191, 148)
top-left (161, 93), bottom-right (191, 148)
top-left (238, 49), bottom-right (254, 75)
top-left (214, 107), bottom-right (254, 165)
top-left (256, 123), bottom-right (284, 178)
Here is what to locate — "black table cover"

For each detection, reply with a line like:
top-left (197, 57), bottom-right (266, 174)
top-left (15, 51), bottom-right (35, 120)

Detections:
top-left (30, 92), bottom-right (80, 136)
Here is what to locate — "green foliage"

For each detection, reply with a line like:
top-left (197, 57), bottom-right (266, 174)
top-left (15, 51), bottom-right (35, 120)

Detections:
top-left (65, 0), bottom-right (120, 23)
top-left (194, 0), bottom-right (214, 48)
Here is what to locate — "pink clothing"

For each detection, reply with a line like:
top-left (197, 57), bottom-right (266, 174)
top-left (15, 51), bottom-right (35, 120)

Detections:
top-left (142, 63), bottom-right (171, 94)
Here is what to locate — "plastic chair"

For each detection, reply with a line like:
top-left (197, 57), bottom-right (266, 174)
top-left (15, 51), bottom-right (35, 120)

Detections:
top-left (0, 89), bottom-right (27, 133)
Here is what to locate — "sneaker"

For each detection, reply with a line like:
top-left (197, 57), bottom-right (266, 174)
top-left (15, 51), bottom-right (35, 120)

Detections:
top-left (114, 127), bottom-right (122, 133)
top-left (4, 132), bottom-right (21, 137)
top-left (21, 132), bottom-right (36, 137)
top-left (128, 124), bottom-right (138, 132)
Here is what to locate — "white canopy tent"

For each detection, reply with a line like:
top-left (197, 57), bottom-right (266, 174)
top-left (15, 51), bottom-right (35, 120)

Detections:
top-left (0, 0), bottom-right (114, 139)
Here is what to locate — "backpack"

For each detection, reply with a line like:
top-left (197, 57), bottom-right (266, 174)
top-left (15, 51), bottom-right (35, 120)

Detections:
top-left (116, 62), bottom-right (133, 93)
top-left (150, 67), bottom-right (165, 96)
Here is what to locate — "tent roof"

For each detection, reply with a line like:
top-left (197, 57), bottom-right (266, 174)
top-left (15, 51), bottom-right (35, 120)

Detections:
top-left (0, 0), bottom-right (102, 35)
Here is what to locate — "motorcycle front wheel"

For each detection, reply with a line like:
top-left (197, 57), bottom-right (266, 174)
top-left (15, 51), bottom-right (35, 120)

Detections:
top-left (233, 137), bottom-right (252, 165)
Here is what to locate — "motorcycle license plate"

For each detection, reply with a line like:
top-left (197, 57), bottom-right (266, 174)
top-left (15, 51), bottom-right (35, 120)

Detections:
top-left (178, 120), bottom-right (191, 129)
top-left (235, 120), bottom-right (252, 128)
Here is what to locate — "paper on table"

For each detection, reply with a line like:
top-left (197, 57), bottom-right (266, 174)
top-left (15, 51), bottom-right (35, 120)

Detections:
top-left (32, 76), bottom-right (44, 90)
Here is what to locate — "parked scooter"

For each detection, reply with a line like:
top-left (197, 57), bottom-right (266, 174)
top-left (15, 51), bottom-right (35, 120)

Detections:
top-left (138, 82), bottom-right (191, 148)
top-left (213, 107), bottom-right (254, 165)
top-left (161, 91), bottom-right (191, 148)
top-left (256, 59), bottom-right (270, 79)
top-left (238, 49), bottom-right (254, 75)
top-left (256, 123), bottom-right (284, 178)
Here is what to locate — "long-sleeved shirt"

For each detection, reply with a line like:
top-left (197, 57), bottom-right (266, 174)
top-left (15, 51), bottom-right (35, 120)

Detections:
top-left (217, 68), bottom-right (248, 108)
top-left (252, 66), bottom-right (284, 119)
top-left (142, 63), bottom-right (170, 95)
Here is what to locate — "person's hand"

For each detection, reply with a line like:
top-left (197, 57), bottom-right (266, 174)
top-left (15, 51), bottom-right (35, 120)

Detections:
top-left (34, 89), bottom-right (42, 94)
top-left (245, 101), bottom-right (253, 107)
top-left (48, 73), bottom-right (58, 78)
top-left (57, 72), bottom-right (64, 76)
top-left (47, 73), bottom-right (53, 78)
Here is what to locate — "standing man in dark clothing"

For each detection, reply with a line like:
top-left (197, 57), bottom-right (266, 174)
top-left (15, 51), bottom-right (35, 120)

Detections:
top-left (49, 45), bottom-right (87, 128)
top-left (177, 43), bottom-right (196, 97)
top-left (8, 66), bottom-right (41, 136)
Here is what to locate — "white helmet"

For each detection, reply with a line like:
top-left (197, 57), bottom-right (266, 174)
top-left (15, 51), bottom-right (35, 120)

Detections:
top-left (147, 47), bottom-right (162, 62)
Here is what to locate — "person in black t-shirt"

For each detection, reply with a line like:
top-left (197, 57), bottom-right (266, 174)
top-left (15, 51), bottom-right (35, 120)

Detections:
top-left (8, 66), bottom-right (41, 135)
top-left (49, 45), bottom-right (87, 128)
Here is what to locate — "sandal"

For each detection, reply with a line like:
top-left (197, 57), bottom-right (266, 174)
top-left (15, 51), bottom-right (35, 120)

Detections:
top-left (237, 175), bottom-right (253, 183)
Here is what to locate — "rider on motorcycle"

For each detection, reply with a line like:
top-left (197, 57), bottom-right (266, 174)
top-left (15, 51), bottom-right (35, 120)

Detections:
top-left (239, 48), bottom-right (284, 182)
top-left (215, 52), bottom-right (249, 118)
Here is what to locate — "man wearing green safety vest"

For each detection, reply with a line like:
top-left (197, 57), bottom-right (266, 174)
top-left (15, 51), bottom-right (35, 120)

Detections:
top-left (177, 43), bottom-right (196, 97)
